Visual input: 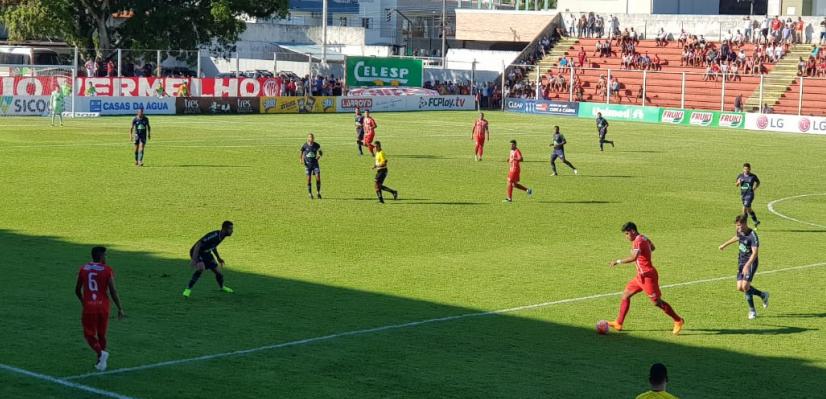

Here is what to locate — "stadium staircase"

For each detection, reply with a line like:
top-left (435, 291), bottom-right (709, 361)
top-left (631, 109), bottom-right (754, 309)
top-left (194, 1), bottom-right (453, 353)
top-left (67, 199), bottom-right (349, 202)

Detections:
top-left (539, 38), bottom-right (775, 112)
top-left (745, 44), bottom-right (822, 114)
top-left (522, 36), bottom-right (579, 81)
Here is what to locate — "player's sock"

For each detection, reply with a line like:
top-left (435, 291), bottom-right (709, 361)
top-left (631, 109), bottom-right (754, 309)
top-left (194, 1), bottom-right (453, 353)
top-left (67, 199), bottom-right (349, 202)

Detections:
top-left (357, 141), bottom-right (363, 155)
top-left (307, 183), bottom-right (312, 195)
top-left (215, 271), bottom-right (225, 288)
top-left (187, 270), bottom-right (203, 289)
top-left (747, 287), bottom-right (763, 297)
top-left (600, 141), bottom-right (604, 151)
top-left (550, 161), bottom-right (558, 175)
top-left (134, 151), bottom-right (139, 162)
top-left (565, 160), bottom-right (577, 171)
top-left (744, 291), bottom-right (756, 311)
top-left (607, 140), bottom-right (614, 147)
top-left (617, 298), bottom-right (631, 324)
top-left (376, 190), bottom-right (384, 203)
top-left (138, 151), bottom-right (144, 163)
top-left (657, 301), bottom-right (682, 322)
top-left (749, 210), bottom-right (759, 223)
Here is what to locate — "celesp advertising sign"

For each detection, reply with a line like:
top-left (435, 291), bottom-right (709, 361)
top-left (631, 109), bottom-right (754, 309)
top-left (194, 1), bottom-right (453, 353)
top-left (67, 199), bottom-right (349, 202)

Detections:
top-left (745, 113), bottom-right (826, 134)
top-left (74, 97), bottom-right (176, 115)
top-left (345, 57), bottom-right (423, 88)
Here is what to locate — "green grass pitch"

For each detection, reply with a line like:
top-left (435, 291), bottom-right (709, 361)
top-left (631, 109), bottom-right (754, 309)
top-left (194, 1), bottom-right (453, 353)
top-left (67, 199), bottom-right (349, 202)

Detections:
top-left (1, 111), bottom-right (825, 398)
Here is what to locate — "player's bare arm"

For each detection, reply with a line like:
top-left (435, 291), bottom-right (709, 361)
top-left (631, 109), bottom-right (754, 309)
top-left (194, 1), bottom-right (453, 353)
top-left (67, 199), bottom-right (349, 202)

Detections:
top-left (719, 235), bottom-right (738, 251)
top-left (610, 249), bottom-right (640, 267)
top-left (108, 277), bottom-right (126, 319)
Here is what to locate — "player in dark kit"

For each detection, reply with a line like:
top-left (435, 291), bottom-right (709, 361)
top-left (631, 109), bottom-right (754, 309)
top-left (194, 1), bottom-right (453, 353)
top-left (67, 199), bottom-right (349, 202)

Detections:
top-left (372, 141), bottom-right (398, 203)
top-left (719, 214), bottom-right (769, 319)
top-left (130, 108), bottom-right (150, 166)
top-left (75, 246), bottom-right (125, 371)
top-left (550, 126), bottom-right (578, 176)
top-left (736, 163), bottom-right (761, 227)
top-left (183, 221), bottom-right (234, 297)
top-left (354, 107), bottom-right (365, 155)
top-left (300, 133), bottom-right (323, 199)
top-left (596, 112), bottom-right (614, 151)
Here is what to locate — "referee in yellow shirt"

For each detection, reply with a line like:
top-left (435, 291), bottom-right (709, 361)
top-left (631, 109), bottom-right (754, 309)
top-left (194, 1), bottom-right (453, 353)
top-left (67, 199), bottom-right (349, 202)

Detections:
top-left (636, 363), bottom-right (679, 399)
top-left (372, 141), bottom-right (398, 203)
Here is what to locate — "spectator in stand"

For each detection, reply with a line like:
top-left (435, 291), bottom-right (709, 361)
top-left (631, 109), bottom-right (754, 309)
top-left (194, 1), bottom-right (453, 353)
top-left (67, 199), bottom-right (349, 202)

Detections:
top-left (573, 75), bottom-right (584, 101)
top-left (558, 56), bottom-right (569, 72)
top-left (734, 94), bottom-right (743, 112)
top-left (677, 30), bottom-right (688, 48)
top-left (587, 12), bottom-right (595, 38)
top-left (577, 47), bottom-right (588, 71)
top-left (84, 58), bottom-right (97, 78)
top-left (760, 16), bottom-right (770, 43)
top-left (798, 56), bottom-right (807, 76)
top-left (655, 28), bottom-right (668, 46)
top-left (596, 16), bottom-right (604, 38)
top-left (106, 60), bottom-right (115, 77)
top-left (594, 74), bottom-right (607, 99)
top-left (743, 16), bottom-right (753, 44)
top-left (594, 40), bottom-right (603, 57)
top-left (820, 17), bottom-right (826, 45)
top-left (782, 19), bottom-right (792, 44)
top-left (795, 17), bottom-right (804, 44)
top-left (610, 77), bottom-right (621, 102)
top-left (630, 28), bottom-right (639, 43)
top-left (652, 53), bottom-right (662, 71)
top-left (771, 16), bottom-right (783, 42)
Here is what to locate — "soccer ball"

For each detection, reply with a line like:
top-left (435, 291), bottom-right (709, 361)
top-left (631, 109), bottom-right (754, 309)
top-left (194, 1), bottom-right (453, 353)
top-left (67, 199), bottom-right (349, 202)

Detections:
top-left (596, 320), bottom-right (610, 335)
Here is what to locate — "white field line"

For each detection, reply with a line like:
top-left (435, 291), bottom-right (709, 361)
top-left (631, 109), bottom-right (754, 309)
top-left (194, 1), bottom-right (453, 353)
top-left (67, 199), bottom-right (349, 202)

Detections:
top-left (0, 363), bottom-right (136, 399)
top-left (767, 194), bottom-right (826, 229)
top-left (64, 261), bottom-right (826, 381)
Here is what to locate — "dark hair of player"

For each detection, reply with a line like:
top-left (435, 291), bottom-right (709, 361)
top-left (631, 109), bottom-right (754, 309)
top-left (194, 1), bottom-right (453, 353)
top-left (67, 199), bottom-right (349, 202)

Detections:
top-left (222, 221), bottom-right (233, 230)
top-left (649, 363), bottom-right (668, 385)
top-left (554, 125), bottom-right (560, 132)
top-left (510, 139), bottom-right (517, 145)
top-left (621, 222), bottom-right (638, 233)
top-left (743, 162), bottom-right (751, 168)
top-left (374, 140), bottom-right (382, 148)
top-left (91, 246), bottom-right (107, 262)
top-left (735, 214), bottom-right (749, 224)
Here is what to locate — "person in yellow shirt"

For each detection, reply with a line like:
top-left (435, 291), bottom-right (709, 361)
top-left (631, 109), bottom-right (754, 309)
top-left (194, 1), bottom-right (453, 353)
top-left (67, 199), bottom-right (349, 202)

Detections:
top-left (636, 363), bottom-right (679, 399)
top-left (372, 141), bottom-right (398, 203)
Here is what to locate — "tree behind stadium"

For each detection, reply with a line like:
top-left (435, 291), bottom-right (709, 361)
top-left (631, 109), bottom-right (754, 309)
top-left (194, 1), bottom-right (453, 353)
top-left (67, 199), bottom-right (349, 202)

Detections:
top-left (0, 0), bottom-right (289, 59)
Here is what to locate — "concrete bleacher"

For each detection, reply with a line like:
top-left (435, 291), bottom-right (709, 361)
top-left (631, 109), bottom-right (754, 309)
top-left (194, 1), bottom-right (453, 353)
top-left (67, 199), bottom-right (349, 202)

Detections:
top-left (772, 76), bottom-right (826, 116)
top-left (542, 38), bottom-right (772, 111)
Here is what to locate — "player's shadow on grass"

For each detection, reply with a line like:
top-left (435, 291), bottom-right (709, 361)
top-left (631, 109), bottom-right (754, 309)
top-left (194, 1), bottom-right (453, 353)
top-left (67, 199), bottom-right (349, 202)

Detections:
top-left (538, 200), bottom-right (618, 204)
top-left (2, 228), bottom-right (825, 398)
top-left (143, 164), bottom-right (253, 168)
top-left (766, 312), bottom-right (826, 319)
top-left (673, 326), bottom-right (816, 336)
top-left (394, 154), bottom-right (463, 160)
top-left (771, 229), bottom-right (826, 233)
top-left (329, 197), bottom-right (431, 202)
top-left (577, 175), bottom-right (636, 179)
top-left (398, 201), bottom-right (486, 206)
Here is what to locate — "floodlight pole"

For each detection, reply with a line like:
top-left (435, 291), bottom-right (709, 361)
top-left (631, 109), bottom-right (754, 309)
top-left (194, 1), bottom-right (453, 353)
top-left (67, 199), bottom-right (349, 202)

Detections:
top-left (322, 0), bottom-right (328, 64)
top-left (441, 0), bottom-right (447, 69)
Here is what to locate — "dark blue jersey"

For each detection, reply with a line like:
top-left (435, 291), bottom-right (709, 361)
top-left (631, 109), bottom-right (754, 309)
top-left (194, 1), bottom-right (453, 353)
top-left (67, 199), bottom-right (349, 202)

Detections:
top-left (737, 229), bottom-right (759, 266)
top-left (737, 173), bottom-right (760, 196)
top-left (301, 142), bottom-right (322, 166)
top-left (552, 133), bottom-right (566, 150)
top-left (355, 114), bottom-right (364, 130)
top-left (596, 116), bottom-right (609, 131)
top-left (191, 230), bottom-right (224, 255)
top-left (132, 116), bottom-right (150, 135)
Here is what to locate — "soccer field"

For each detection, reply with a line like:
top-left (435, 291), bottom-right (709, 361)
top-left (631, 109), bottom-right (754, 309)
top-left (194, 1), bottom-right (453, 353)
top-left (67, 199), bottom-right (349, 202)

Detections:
top-left (1, 111), bottom-right (825, 398)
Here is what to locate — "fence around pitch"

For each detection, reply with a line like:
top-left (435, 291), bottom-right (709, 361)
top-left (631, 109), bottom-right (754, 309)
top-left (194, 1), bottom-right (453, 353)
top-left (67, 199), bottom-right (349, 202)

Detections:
top-left (505, 64), bottom-right (826, 116)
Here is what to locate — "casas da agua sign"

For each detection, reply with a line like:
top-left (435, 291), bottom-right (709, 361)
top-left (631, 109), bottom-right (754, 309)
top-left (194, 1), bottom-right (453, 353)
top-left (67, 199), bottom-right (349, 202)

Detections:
top-left (345, 56), bottom-right (423, 88)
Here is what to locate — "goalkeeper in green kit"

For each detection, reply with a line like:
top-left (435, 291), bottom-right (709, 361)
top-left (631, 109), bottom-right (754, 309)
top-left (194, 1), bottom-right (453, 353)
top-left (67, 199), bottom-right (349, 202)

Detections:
top-left (50, 88), bottom-right (65, 127)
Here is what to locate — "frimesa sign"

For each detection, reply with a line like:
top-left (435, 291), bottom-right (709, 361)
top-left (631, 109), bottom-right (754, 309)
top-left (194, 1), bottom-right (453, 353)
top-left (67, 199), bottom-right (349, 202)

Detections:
top-left (345, 57), bottom-right (423, 88)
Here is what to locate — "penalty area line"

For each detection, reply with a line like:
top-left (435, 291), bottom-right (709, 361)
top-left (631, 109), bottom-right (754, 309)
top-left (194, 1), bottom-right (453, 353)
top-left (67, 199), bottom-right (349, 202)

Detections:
top-left (0, 363), bottom-right (137, 399)
top-left (63, 261), bottom-right (826, 381)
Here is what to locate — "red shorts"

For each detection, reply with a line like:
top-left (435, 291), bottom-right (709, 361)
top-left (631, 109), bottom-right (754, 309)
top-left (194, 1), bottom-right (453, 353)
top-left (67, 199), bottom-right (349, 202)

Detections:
top-left (364, 133), bottom-right (375, 144)
top-left (508, 169), bottom-right (520, 183)
top-left (625, 272), bottom-right (661, 302)
top-left (82, 311), bottom-right (109, 338)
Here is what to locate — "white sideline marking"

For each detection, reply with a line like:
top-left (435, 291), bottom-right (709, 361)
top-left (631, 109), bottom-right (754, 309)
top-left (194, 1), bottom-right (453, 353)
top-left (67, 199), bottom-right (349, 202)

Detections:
top-left (0, 363), bottom-right (136, 399)
top-left (767, 193), bottom-right (826, 229)
top-left (64, 261), bottom-right (826, 380)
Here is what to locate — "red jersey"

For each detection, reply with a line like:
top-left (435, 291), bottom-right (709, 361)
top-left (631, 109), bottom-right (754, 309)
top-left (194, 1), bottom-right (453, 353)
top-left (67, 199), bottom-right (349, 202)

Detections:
top-left (77, 262), bottom-right (113, 314)
top-left (364, 117), bottom-right (377, 135)
top-left (509, 148), bottom-right (522, 172)
top-left (632, 235), bottom-right (656, 275)
top-left (473, 119), bottom-right (488, 139)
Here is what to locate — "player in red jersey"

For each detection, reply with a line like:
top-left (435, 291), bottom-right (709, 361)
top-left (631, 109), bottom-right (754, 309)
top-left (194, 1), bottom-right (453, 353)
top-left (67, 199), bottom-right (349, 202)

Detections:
top-left (363, 110), bottom-right (378, 156)
top-left (504, 140), bottom-right (532, 202)
top-left (471, 112), bottom-right (490, 161)
top-left (75, 246), bottom-right (125, 371)
top-left (607, 222), bottom-right (684, 335)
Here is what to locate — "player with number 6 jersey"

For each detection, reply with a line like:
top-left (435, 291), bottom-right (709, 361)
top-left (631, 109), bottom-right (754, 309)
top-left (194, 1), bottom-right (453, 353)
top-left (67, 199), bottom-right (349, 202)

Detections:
top-left (75, 246), bottom-right (125, 371)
